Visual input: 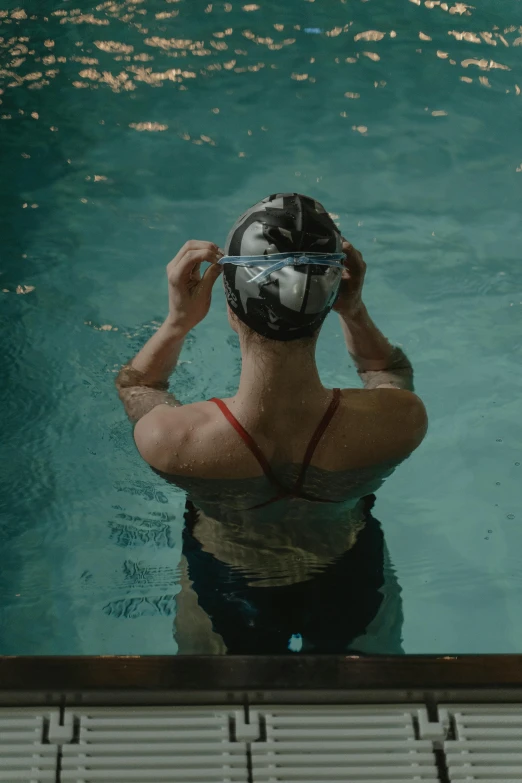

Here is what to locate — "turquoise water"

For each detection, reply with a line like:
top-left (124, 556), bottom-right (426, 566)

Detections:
top-left (1, 0), bottom-right (521, 655)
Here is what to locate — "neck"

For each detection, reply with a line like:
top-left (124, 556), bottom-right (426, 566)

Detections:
top-left (235, 332), bottom-right (326, 409)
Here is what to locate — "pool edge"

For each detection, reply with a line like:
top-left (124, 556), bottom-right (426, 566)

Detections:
top-left (1, 655), bottom-right (522, 705)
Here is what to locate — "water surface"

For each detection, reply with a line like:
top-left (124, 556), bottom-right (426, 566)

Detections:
top-left (1, 0), bottom-right (521, 654)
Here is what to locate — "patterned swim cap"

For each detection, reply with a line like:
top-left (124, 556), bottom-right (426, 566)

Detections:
top-left (223, 193), bottom-right (343, 341)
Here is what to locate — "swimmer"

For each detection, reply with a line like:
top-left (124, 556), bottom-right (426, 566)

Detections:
top-left (115, 193), bottom-right (428, 654)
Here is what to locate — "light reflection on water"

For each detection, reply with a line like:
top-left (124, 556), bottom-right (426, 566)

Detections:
top-left (0, 0), bottom-right (521, 655)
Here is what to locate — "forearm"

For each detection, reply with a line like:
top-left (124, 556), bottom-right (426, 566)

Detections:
top-left (339, 303), bottom-right (394, 369)
top-left (338, 304), bottom-right (414, 391)
top-left (125, 317), bottom-right (186, 384)
top-left (115, 318), bottom-right (186, 423)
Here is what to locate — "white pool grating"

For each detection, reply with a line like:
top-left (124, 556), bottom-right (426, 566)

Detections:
top-left (61, 707), bottom-right (248, 782)
top-left (2, 703), bottom-right (522, 781)
top-left (249, 705), bottom-right (442, 782)
top-left (0, 707), bottom-right (59, 782)
top-left (444, 703), bottom-right (522, 781)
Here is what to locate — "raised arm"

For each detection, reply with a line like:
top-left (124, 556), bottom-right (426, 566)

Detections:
top-left (334, 241), bottom-right (414, 391)
top-left (115, 240), bottom-right (223, 424)
top-left (115, 320), bottom-right (185, 424)
top-left (339, 305), bottom-right (414, 391)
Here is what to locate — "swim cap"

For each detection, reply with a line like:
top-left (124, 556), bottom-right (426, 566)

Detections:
top-left (222, 193), bottom-right (343, 341)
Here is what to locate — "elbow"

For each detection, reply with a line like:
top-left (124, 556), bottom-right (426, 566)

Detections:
top-left (409, 393), bottom-right (428, 444)
top-left (114, 365), bottom-right (138, 403)
top-left (114, 375), bottom-right (126, 404)
top-left (114, 365), bottom-right (128, 391)
top-left (114, 366), bottom-right (124, 394)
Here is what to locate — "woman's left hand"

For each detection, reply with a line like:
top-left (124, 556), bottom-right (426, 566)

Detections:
top-left (332, 239), bottom-right (367, 319)
top-left (166, 240), bottom-right (224, 333)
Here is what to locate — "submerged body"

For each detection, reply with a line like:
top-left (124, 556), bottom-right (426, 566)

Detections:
top-left (179, 495), bottom-right (399, 655)
top-left (143, 372), bottom-right (423, 654)
top-left (154, 417), bottom-right (393, 586)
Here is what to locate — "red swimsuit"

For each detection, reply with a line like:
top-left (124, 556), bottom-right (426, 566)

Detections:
top-left (209, 388), bottom-right (342, 510)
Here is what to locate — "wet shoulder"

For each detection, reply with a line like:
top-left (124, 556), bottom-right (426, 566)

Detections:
top-left (335, 386), bottom-right (427, 468)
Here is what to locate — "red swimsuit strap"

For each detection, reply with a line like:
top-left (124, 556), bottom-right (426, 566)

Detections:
top-left (293, 388), bottom-right (341, 494)
top-left (210, 388), bottom-right (341, 508)
top-left (209, 398), bottom-right (287, 493)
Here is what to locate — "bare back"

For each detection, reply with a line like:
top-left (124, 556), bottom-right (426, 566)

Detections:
top-left (136, 387), bottom-right (425, 487)
top-left (139, 386), bottom-right (417, 502)
top-left (133, 385), bottom-right (425, 583)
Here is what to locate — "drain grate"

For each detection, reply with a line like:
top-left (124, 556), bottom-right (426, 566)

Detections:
top-left (4, 702), bottom-right (522, 781)
top-left (444, 704), bottom-right (522, 781)
top-left (0, 708), bottom-right (59, 782)
top-left (249, 705), bottom-right (441, 782)
top-left (60, 706), bottom-right (249, 782)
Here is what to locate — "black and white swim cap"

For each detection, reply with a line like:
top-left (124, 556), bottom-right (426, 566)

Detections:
top-left (222, 193), bottom-right (343, 341)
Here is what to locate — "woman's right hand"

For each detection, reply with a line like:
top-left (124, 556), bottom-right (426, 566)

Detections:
top-left (332, 239), bottom-right (367, 319)
top-left (166, 240), bottom-right (223, 333)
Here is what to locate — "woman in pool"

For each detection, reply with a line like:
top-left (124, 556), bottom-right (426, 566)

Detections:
top-left (115, 193), bottom-right (428, 654)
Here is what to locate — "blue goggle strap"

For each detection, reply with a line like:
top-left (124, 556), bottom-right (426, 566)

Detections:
top-left (218, 252), bottom-right (346, 283)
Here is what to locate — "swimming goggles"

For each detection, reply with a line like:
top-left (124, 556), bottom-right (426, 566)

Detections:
top-left (218, 252), bottom-right (346, 283)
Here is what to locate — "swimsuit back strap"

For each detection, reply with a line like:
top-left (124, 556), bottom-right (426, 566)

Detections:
top-left (294, 388), bottom-right (341, 493)
top-left (209, 398), bottom-right (286, 491)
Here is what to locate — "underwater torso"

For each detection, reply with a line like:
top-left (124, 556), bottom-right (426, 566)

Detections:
top-left (153, 460), bottom-right (397, 586)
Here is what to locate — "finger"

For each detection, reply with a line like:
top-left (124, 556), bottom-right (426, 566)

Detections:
top-left (178, 239), bottom-right (220, 259)
top-left (341, 240), bottom-right (366, 279)
top-left (167, 244), bottom-right (221, 282)
top-left (198, 261), bottom-right (223, 298)
top-left (168, 241), bottom-right (221, 271)
top-left (341, 239), bottom-right (361, 259)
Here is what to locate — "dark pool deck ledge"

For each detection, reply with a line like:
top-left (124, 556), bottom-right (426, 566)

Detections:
top-left (1, 654), bottom-right (522, 705)
top-left (2, 656), bottom-right (522, 781)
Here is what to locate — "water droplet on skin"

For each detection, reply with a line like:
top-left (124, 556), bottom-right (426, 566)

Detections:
top-left (507, 514), bottom-right (515, 520)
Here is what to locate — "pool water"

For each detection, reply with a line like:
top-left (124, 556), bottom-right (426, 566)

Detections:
top-left (1, 0), bottom-right (521, 655)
